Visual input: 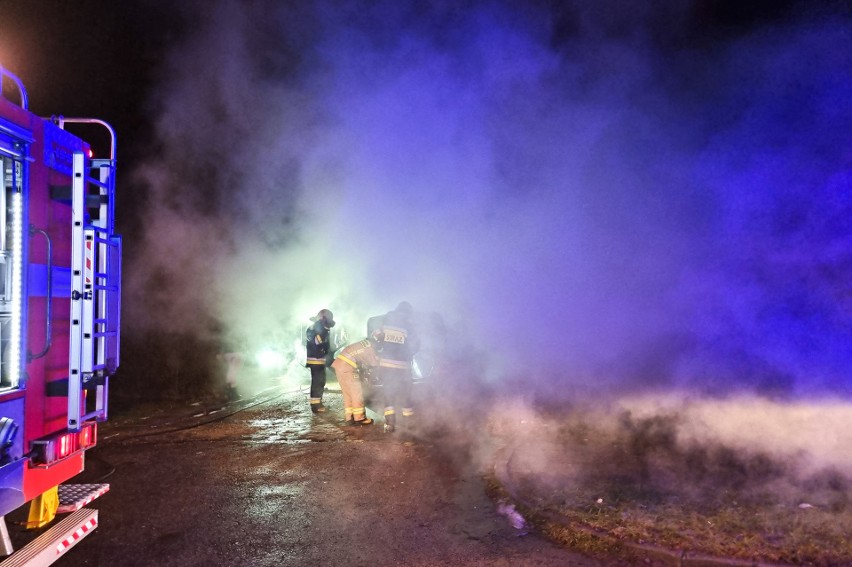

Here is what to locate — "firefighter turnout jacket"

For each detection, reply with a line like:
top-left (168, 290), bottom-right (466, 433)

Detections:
top-left (375, 307), bottom-right (418, 369)
top-left (305, 320), bottom-right (332, 367)
top-left (333, 339), bottom-right (380, 371)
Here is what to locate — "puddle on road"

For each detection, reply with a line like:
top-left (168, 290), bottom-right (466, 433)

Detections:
top-left (245, 414), bottom-right (346, 445)
top-left (242, 482), bottom-right (310, 519)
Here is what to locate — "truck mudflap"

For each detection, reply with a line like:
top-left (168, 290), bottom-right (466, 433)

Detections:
top-left (0, 508), bottom-right (98, 567)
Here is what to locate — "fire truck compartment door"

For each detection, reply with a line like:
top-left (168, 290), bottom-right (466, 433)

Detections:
top-left (27, 266), bottom-right (71, 298)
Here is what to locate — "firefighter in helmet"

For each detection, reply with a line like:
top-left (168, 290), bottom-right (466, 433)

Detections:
top-left (331, 337), bottom-right (380, 425)
top-left (306, 308), bottom-right (335, 413)
top-left (374, 301), bottom-right (419, 432)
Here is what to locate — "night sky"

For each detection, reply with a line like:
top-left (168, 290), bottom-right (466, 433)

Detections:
top-left (1, 0), bottom-right (177, 243)
top-left (1, 0), bottom-right (850, 402)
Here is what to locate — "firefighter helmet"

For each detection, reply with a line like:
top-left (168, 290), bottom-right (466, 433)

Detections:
top-left (395, 301), bottom-right (413, 314)
top-left (312, 309), bottom-right (336, 328)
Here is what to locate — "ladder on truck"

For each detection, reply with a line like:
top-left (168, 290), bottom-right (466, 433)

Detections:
top-left (67, 132), bottom-right (121, 431)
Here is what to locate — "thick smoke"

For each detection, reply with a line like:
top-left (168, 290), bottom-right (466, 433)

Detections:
top-left (125, 0), bottom-right (851, 399)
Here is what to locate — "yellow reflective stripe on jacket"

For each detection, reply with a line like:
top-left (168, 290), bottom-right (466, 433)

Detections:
top-left (306, 357), bottom-right (325, 365)
top-left (378, 359), bottom-right (409, 369)
top-left (338, 355), bottom-right (358, 368)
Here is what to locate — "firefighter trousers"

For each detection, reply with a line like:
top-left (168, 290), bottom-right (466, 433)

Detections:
top-left (380, 367), bottom-right (413, 426)
top-left (332, 362), bottom-right (367, 421)
top-left (308, 364), bottom-right (327, 406)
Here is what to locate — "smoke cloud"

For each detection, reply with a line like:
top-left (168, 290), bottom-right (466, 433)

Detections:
top-left (124, 0), bottom-right (851, 399)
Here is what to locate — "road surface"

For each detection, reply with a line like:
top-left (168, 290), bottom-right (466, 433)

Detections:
top-left (13, 385), bottom-right (607, 566)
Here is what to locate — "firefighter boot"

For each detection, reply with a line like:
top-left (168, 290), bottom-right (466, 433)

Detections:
top-left (384, 412), bottom-right (396, 433)
top-left (310, 401), bottom-right (327, 414)
top-left (401, 408), bottom-right (415, 437)
top-left (351, 407), bottom-right (372, 426)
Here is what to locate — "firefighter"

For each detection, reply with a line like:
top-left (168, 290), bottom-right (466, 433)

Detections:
top-left (331, 337), bottom-right (380, 425)
top-left (374, 301), bottom-right (419, 432)
top-left (306, 308), bottom-right (335, 413)
top-left (217, 332), bottom-right (247, 402)
top-left (219, 350), bottom-right (243, 402)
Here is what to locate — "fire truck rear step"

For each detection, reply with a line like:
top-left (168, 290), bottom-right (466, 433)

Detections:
top-left (56, 484), bottom-right (109, 514)
top-left (0, 509), bottom-right (98, 567)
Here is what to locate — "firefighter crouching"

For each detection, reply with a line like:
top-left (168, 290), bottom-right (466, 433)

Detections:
top-left (306, 309), bottom-right (336, 413)
top-left (331, 338), bottom-right (380, 425)
top-left (375, 301), bottom-right (419, 433)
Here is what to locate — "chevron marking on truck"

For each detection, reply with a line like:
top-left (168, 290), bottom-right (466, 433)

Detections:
top-left (55, 517), bottom-right (97, 555)
top-left (85, 240), bottom-right (93, 284)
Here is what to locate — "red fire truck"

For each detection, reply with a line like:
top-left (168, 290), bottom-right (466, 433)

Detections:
top-left (0, 66), bottom-right (120, 565)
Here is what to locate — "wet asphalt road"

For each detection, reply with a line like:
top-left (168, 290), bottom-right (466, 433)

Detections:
top-left (36, 386), bottom-right (606, 567)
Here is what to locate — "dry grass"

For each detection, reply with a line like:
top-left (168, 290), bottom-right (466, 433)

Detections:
top-left (557, 497), bottom-right (852, 565)
top-left (503, 410), bottom-right (852, 566)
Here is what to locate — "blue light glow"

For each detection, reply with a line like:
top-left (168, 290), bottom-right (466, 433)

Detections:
top-left (131, 1), bottom-right (852, 400)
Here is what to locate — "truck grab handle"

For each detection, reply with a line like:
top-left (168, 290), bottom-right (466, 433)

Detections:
top-left (53, 117), bottom-right (116, 161)
top-left (28, 227), bottom-right (52, 361)
top-left (0, 66), bottom-right (29, 110)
